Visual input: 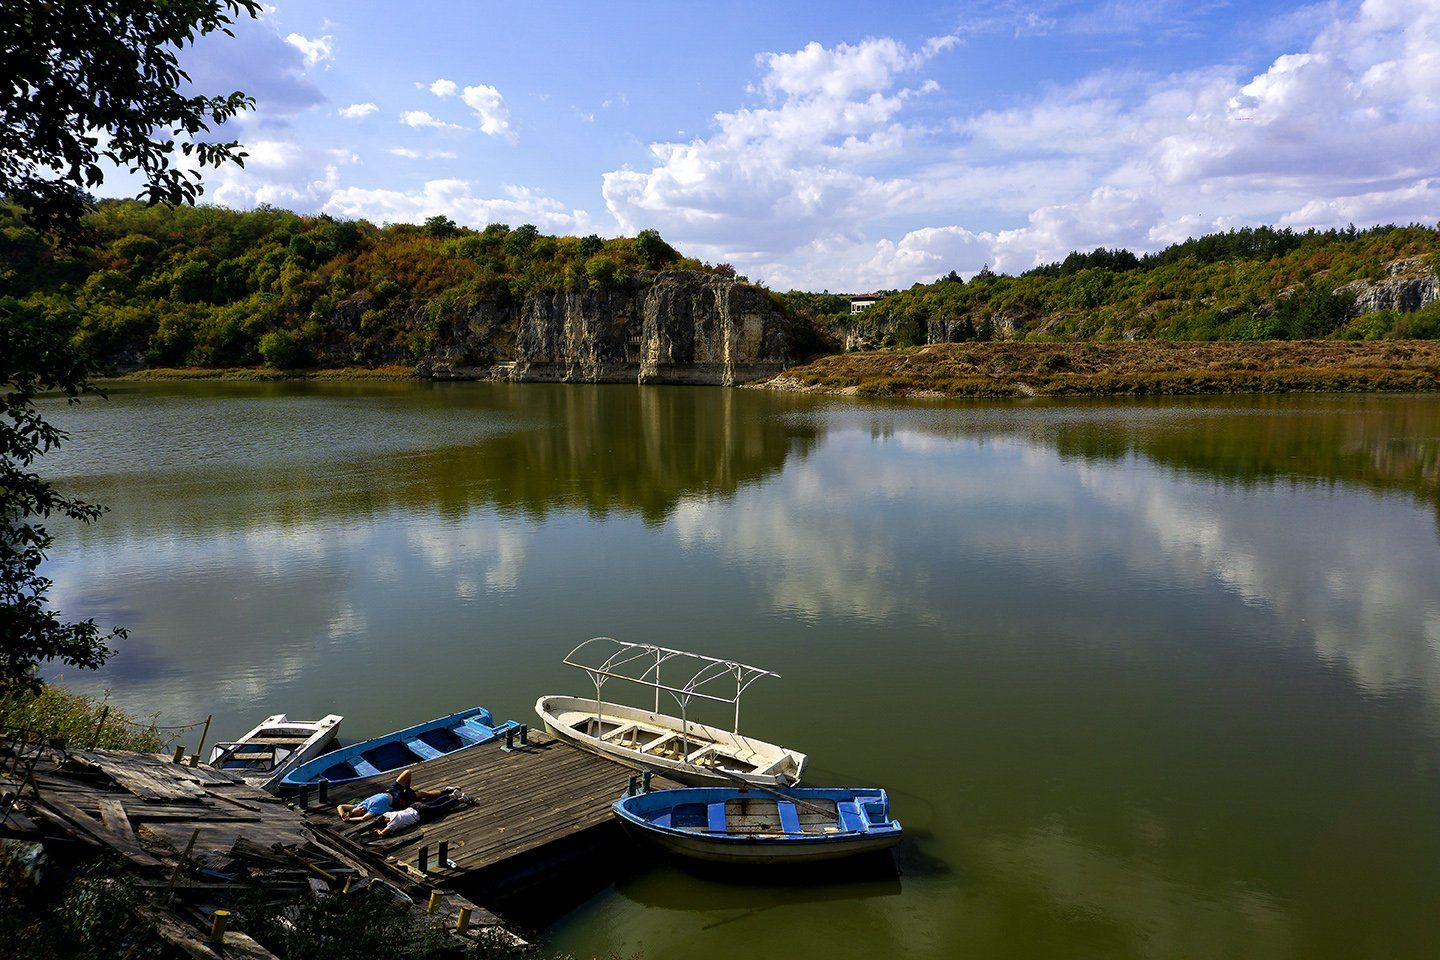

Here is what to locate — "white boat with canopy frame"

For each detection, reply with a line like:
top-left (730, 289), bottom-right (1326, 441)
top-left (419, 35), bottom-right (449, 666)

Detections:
top-left (535, 638), bottom-right (807, 787)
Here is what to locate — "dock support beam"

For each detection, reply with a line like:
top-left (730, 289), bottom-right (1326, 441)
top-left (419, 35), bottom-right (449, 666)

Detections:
top-left (427, 891), bottom-right (442, 914)
top-left (418, 846), bottom-right (429, 872)
top-left (437, 841), bottom-right (448, 867)
top-left (210, 910), bottom-right (229, 945)
top-left (642, 770), bottom-right (652, 793)
top-left (457, 906), bottom-right (473, 934)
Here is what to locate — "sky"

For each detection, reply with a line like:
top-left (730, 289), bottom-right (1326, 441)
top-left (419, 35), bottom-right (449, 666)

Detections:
top-left (104, 0), bottom-right (1440, 291)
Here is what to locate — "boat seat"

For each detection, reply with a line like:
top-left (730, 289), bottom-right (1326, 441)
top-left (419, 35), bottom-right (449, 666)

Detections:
top-left (706, 803), bottom-right (727, 833)
top-left (639, 734), bottom-right (677, 754)
top-left (838, 801), bottom-right (865, 832)
top-left (405, 738), bottom-right (445, 761)
top-left (685, 744), bottom-right (717, 764)
top-left (599, 723), bottom-right (639, 743)
top-left (777, 801), bottom-right (802, 835)
top-left (349, 758), bottom-right (382, 779)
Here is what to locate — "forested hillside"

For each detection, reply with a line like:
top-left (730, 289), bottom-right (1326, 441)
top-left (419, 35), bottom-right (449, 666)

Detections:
top-left (0, 200), bottom-right (725, 369)
top-left (790, 225), bottom-right (1440, 348)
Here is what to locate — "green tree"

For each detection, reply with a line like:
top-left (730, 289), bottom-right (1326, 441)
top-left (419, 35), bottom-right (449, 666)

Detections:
top-left (634, 228), bottom-right (679, 268)
top-left (422, 214), bottom-right (458, 239)
top-left (504, 223), bottom-right (540, 257)
top-left (1, 0), bottom-right (261, 240)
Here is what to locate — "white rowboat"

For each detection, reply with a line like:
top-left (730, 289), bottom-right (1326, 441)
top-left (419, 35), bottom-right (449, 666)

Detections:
top-left (206, 713), bottom-right (343, 792)
top-left (536, 638), bottom-right (807, 787)
top-left (537, 696), bottom-right (806, 786)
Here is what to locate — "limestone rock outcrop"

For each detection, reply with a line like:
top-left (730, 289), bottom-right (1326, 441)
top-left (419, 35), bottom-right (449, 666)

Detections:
top-left (417, 270), bottom-right (789, 385)
top-left (1336, 257), bottom-right (1440, 314)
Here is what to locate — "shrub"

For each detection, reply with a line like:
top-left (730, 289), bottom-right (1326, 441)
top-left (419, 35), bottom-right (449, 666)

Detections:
top-left (0, 686), bottom-right (172, 751)
top-left (257, 329), bottom-right (311, 369)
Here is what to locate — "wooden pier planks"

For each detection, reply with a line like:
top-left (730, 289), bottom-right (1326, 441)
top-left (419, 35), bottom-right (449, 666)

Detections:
top-left (306, 733), bottom-right (679, 883)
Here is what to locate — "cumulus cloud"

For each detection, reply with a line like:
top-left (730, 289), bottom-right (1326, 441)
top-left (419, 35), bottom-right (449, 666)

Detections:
top-left (284, 32), bottom-right (334, 68)
top-left (400, 110), bottom-right (461, 130)
top-left (205, 141), bottom-right (358, 209)
top-left (338, 102), bottom-right (378, 119)
top-left (605, 2), bottom-right (1440, 290)
top-left (603, 34), bottom-right (954, 274)
top-left (460, 84), bottom-right (517, 142)
top-left (429, 78), bottom-right (458, 97)
top-left (324, 180), bottom-right (590, 233)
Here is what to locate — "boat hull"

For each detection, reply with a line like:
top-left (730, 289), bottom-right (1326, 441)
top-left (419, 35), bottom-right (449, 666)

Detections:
top-left (613, 786), bottom-right (901, 864)
top-left (537, 696), bottom-right (806, 787)
top-left (278, 707), bottom-right (517, 792)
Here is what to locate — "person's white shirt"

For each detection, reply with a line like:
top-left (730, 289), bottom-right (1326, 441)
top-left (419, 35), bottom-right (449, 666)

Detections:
top-left (378, 806), bottom-right (420, 834)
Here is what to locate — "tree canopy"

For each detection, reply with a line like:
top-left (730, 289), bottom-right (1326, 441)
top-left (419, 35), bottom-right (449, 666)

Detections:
top-left (0, 0), bottom-right (261, 240)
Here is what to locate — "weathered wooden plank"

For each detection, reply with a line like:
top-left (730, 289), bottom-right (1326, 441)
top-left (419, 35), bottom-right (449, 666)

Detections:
top-left (37, 789), bottom-right (165, 868)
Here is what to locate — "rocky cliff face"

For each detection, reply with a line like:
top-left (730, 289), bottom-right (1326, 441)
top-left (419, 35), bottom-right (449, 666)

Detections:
top-left (1336, 257), bottom-right (1440, 314)
top-left (418, 270), bottom-right (788, 385)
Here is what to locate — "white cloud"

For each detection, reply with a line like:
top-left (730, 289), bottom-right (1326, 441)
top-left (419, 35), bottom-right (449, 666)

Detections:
top-left (400, 110), bottom-right (461, 130)
top-left (338, 102), bottom-right (378, 119)
top-left (429, 78), bottom-right (458, 97)
top-left (460, 84), bottom-right (518, 143)
top-left (603, 34), bottom-right (955, 275)
top-left (284, 32), bottom-right (334, 68)
top-left (389, 147), bottom-right (459, 160)
top-left (668, 1), bottom-right (1440, 289)
top-left (204, 141), bottom-right (358, 209)
top-left (323, 180), bottom-right (591, 233)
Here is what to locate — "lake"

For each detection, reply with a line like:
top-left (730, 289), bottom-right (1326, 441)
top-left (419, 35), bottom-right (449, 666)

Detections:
top-left (38, 381), bottom-right (1440, 960)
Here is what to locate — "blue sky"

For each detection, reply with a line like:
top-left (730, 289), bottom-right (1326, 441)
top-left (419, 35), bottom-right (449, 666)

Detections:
top-left (113, 0), bottom-right (1440, 290)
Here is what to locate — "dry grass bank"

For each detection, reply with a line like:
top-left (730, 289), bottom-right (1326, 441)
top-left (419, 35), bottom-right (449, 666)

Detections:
top-left (119, 365), bottom-right (418, 382)
top-left (762, 341), bottom-right (1440, 399)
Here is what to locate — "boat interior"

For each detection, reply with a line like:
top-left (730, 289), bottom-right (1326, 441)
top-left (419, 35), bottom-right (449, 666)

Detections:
top-left (212, 729), bottom-right (315, 772)
top-left (583, 717), bottom-right (762, 774)
top-left (660, 796), bottom-right (857, 836)
top-left (318, 718), bottom-right (494, 781)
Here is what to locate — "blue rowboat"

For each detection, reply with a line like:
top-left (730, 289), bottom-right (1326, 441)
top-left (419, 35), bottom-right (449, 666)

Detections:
top-left (279, 707), bottom-right (518, 790)
top-left (613, 785), bottom-right (901, 864)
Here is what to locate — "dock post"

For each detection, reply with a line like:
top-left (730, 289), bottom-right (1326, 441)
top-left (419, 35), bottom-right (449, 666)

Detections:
top-left (626, 775), bottom-right (638, 797)
top-left (457, 906), bottom-right (473, 934)
top-left (501, 727), bottom-right (515, 752)
top-left (518, 723), bottom-right (528, 746)
top-left (189, 714), bottom-right (212, 767)
top-left (418, 846), bottom-right (429, 872)
top-left (90, 706), bottom-right (109, 749)
top-left (298, 785), bottom-right (310, 809)
top-left (210, 910), bottom-right (229, 945)
top-left (171, 745), bottom-right (185, 764)
top-left (318, 780), bottom-right (329, 805)
top-left (437, 840), bottom-right (448, 867)
top-left (642, 770), bottom-right (652, 793)
top-left (427, 891), bottom-right (442, 914)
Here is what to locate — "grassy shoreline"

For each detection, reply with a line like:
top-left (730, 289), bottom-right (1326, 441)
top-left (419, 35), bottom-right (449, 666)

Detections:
top-left (761, 340), bottom-right (1440, 399)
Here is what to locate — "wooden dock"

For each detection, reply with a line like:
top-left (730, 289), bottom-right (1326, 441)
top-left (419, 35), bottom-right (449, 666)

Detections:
top-left (304, 731), bottom-right (678, 891)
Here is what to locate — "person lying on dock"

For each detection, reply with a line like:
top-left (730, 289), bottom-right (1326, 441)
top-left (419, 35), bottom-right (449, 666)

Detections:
top-left (374, 787), bottom-right (473, 835)
top-left (336, 790), bottom-right (394, 822)
top-left (387, 768), bottom-right (446, 808)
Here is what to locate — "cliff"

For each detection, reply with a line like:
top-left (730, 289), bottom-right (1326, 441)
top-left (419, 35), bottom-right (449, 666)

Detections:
top-left (417, 270), bottom-right (789, 385)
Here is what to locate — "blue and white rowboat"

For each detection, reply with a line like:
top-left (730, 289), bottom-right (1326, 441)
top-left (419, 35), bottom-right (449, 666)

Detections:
top-left (279, 707), bottom-right (518, 791)
top-left (613, 786), bottom-right (902, 864)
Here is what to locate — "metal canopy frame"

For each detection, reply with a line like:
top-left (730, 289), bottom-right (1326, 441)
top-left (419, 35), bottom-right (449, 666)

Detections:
top-left (562, 637), bottom-right (780, 742)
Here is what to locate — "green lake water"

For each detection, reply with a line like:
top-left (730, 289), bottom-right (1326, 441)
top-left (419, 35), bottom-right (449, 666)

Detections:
top-left (37, 381), bottom-right (1440, 959)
